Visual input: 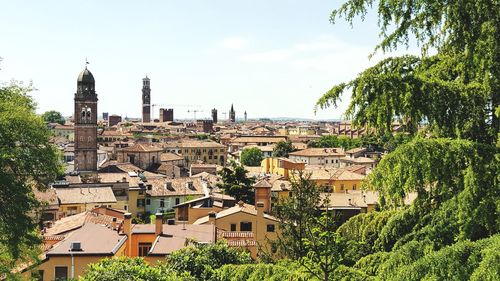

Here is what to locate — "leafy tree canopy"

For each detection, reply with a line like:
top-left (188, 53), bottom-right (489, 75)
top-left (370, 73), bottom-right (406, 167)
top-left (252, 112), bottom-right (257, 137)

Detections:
top-left (272, 141), bottom-right (294, 157)
top-left (0, 82), bottom-right (62, 275)
top-left (41, 110), bottom-right (65, 125)
top-left (81, 257), bottom-right (194, 281)
top-left (165, 241), bottom-right (253, 280)
top-left (216, 161), bottom-right (255, 204)
top-left (317, 0), bottom-right (499, 144)
top-left (240, 147), bottom-right (264, 166)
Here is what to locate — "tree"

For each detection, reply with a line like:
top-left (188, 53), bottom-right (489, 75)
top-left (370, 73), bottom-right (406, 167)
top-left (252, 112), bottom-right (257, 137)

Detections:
top-left (272, 172), bottom-right (322, 259)
top-left (240, 147), bottom-right (263, 166)
top-left (272, 141), bottom-right (294, 157)
top-left (81, 257), bottom-right (194, 281)
top-left (0, 82), bottom-right (62, 276)
top-left (317, 0), bottom-right (499, 144)
top-left (165, 241), bottom-right (252, 280)
top-left (41, 110), bottom-right (65, 125)
top-left (216, 161), bottom-right (255, 204)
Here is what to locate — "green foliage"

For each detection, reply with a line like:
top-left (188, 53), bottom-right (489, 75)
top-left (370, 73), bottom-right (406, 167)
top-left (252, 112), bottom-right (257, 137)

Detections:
top-left (216, 161), bottom-right (255, 204)
top-left (0, 82), bottom-right (62, 275)
top-left (300, 212), bottom-right (346, 281)
top-left (316, 55), bottom-right (493, 142)
top-left (376, 234), bottom-right (500, 280)
top-left (367, 139), bottom-right (499, 242)
top-left (81, 257), bottom-right (194, 281)
top-left (240, 147), bottom-right (264, 166)
top-left (41, 110), bottom-right (65, 125)
top-left (165, 241), bottom-right (253, 280)
top-left (272, 141), bottom-right (294, 157)
top-left (272, 172), bottom-right (323, 259)
top-left (211, 260), bottom-right (310, 281)
top-left (307, 133), bottom-right (411, 152)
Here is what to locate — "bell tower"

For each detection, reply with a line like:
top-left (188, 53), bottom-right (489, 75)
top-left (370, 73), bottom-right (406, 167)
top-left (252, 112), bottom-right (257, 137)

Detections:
top-left (74, 65), bottom-right (98, 172)
top-left (142, 76), bottom-right (151, 122)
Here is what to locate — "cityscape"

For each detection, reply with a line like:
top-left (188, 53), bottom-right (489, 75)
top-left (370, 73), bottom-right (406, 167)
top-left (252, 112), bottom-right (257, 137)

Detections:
top-left (0, 1), bottom-right (498, 280)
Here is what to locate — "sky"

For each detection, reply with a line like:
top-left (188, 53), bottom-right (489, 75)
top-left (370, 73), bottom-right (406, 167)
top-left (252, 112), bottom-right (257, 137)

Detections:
top-left (0, 1), bottom-right (418, 120)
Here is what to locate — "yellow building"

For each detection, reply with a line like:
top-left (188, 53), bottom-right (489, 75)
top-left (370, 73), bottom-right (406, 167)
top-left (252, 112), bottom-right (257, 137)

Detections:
top-left (193, 201), bottom-right (279, 259)
top-left (305, 167), bottom-right (365, 193)
top-left (261, 157), bottom-right (305, 180)
top-left (34, 223), bottom-right (127, 280)
top-left (54, 186), bottom-right (118, 216)
top-left (279, 126), bottom-right (316, 136)
top-left (164, 140), bottom-right (227, 167)
top-left (52, 124), bottom-right (75, 141)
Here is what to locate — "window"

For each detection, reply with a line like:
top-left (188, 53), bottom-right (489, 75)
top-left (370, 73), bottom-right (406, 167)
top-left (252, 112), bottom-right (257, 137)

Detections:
top-left (160, 199), bottom-right (165, 208)
top-left (230, 223), bottom-right (237, 231)
top-left (138, 242), bottom-right (152, 257)
top-left (353, 184), bottom-right (357, 190)
top-left (267, 224), bottom-right (275, 232)
top-left (240, 221), bottom-right (252, 231)
top-left (175, 198), bottom-right (180, 205)
top-left (55, 266), bottom-right (68, 280)
top-left (34, 270), bottom-right (44, 281)
top-left (340, 184), bottom-right (345, 191)
top-left (137, 199), bottom-right (145, 207)
top-left (146, 198), bottom-right (151, 205)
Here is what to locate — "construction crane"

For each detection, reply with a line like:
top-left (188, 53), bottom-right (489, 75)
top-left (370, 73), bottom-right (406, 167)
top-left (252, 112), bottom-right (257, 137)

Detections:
top-left (187, 109), bottom-right (204, 121)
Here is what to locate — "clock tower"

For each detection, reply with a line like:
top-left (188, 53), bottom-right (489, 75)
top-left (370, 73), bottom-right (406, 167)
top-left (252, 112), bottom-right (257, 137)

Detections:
top-left (142, 76), bottom-right (151, 122)
top-left (74, 66), bottom-right (98, 172)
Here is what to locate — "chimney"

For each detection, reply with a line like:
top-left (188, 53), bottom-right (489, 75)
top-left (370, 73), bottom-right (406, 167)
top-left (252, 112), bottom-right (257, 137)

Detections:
top-left (155, 213), bottom-right (163, 236)
top-left (123, 213), bottom-right (132, 256)
top-left (123, 213), bottom-right (132, 236)
top-left (208, 211), bottom-right (216, 225)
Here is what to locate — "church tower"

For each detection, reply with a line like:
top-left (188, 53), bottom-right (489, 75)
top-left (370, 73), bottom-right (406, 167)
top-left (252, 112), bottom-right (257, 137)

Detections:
top-left (229, 104), bottom-right (236, 123)
top-left (74, 66), bottom-right (98, 172)
top-left (142, 76), bottom-right (151, 123)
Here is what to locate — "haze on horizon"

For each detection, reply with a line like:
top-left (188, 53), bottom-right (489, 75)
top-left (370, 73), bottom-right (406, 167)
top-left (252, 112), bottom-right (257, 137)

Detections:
top-left (0, 1), bottom-right (418, 121)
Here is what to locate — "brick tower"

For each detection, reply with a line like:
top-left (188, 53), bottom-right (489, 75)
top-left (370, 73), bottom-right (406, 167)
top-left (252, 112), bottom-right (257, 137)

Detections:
top-left (142, 76), bottom-right (151, 122)
top-left (74, 66), bottom-right (98, 172)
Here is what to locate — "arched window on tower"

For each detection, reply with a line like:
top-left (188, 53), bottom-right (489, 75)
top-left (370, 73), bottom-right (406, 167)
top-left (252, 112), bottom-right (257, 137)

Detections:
top-left (86, 108), bottom-right (92, 120)
top-left (81, 109), bottom-right (86, 120)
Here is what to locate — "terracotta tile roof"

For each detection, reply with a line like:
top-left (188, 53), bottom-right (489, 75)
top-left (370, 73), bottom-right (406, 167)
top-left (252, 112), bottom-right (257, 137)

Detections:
top-left (271, 179), bottom-right (292, 192)
top-left (340, 156), bottom-right (375, 164)
top-left (289, 148), bottom-right (345, 157)
top-left (55, 187), bottom-right (117, 205)
top-left (160, 152), bottom-right (184, 162)
top-left (44, 210), bottom-right (123, 236)
top-left (230, 136), bottom-right (287, 144)
top-left (148, 224), bottom-right (215, 255)
top-left (163, 140), bottom-right (225, 148)
top-left (47, 223), bottom-right (127, 256)
top-left (147, 177), bottom-right (206, 197)
top-left (122, 143), bottom-right (163, 152)
top-left (254, 179), bottom-right (272, 188)
top-left (193, 203), bottom-right (278, 225)
top-left (304, 168), bottom-right (366, 181)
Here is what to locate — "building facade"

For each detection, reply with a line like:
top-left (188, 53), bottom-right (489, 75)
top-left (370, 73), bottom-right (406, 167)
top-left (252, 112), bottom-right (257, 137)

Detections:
top-left (74, 67), bottom-right (98, 172)
top-left (159, 108), bottom-right (174, 122)
top-left (142, 76), bottom-right (151, 123)
top-left (211, 108), bottom-right (218, 123)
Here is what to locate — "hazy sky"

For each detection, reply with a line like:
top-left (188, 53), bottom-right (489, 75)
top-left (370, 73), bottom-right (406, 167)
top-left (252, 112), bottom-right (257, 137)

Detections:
top-left (0, 1), bottom-right (418, 120)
